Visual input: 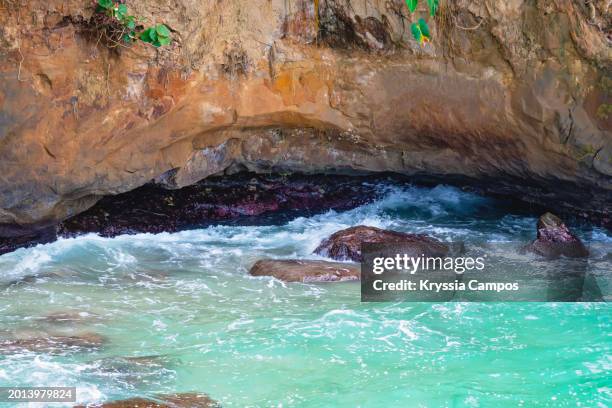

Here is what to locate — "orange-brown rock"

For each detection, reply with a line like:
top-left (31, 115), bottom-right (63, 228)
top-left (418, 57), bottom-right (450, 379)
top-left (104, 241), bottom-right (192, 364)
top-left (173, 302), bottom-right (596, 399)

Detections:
top-left (74, 393), bottom-right (219, 408)
top-left (249, 259), bottom-right (360, 282)
top-left (0, 0), bottom-right (610, 237)
top-left (314, 225), bottom-right (448, 262)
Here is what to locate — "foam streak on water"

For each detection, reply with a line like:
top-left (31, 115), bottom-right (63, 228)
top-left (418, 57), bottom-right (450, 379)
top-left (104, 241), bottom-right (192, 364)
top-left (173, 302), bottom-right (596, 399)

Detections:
top-left (0, 184), bottom-right (610, 407)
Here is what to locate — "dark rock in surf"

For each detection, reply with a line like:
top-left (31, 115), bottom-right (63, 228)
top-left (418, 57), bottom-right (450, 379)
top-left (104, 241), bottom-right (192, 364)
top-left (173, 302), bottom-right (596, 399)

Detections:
top-left (55, 173), bottom-right (382, 240)
top-left (73, 393), bottom-right (220, 408)
top-left (249, 259), bottom-right (360, 282)
top-left (1, 173), bottom-right (389, 256)
top-left (525, 212), bottom-right (589, 259)
top-left (314, 225), bottom-right (449, 262)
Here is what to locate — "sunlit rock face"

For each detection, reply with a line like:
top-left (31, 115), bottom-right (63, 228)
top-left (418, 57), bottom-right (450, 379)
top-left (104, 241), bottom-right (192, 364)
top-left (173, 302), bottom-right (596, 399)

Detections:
top-left (0, 0), bottom-right (610, 237)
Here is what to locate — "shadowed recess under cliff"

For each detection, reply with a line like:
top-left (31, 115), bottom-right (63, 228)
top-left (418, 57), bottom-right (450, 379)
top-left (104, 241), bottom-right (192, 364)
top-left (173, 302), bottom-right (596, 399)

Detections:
top-left (4, 171), bottom-right (599, 256)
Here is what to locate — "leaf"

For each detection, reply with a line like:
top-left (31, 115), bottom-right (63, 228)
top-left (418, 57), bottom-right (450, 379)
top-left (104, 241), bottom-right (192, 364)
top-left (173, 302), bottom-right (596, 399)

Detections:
top-left (426, 0), bottom-right (439, 16)
top-left (116, 4), bottom-right (128, 19)
top-left (156, 24), bottom-right (171, 38)
top-left (418, 18), bottom-right (430, 38)
top-left (411, 22), bottom-right (422, 42)
top-left (126, 19), bottom-right (136, 30)
top-left (140, 30), bottom-right (152, 43)
top-left (97, 0), bottom-right (113, 10)
top-left (158, 36), bottom-right (171, 46)
top-left (405, 0), bottom-right (418, 13)
top-left (147, 27), bottom-right (158, 42)
top-left (122, 34), bottom-right (132, 43)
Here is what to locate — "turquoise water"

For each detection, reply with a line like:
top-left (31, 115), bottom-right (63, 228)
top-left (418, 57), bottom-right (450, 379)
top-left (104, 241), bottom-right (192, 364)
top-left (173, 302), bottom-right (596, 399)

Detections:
top-left (0, 184), bottom-right (610, 407)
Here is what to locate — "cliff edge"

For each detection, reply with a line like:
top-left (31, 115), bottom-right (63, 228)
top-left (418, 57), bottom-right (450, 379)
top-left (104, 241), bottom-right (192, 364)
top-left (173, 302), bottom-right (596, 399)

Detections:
top-left (0, 0), bottom-right (610, 237)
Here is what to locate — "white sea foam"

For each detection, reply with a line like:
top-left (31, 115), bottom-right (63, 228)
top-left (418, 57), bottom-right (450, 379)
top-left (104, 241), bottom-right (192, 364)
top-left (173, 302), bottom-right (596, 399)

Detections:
top-left (0, 182), bottom-right (608, 407)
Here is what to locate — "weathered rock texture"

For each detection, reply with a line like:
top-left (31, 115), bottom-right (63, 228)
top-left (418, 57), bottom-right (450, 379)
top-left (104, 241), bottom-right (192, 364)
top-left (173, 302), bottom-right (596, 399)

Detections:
top-left (0, 0), bottom-right (610, 237)
top-left (0, 173), bottom-right (386, 254)
top-left (314, 225), bottom-right (449, 261)
top-left (57, 173), bottom-right (382, 237)
top-left (249, 259), bottom-right (360, 282)
top-left (525, 212), bottom-right (589, 258)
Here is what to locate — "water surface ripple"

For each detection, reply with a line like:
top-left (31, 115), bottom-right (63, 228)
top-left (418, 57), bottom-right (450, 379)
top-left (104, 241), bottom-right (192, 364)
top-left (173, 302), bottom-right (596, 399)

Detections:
top-left (0, 184), bottom-right (610, 407)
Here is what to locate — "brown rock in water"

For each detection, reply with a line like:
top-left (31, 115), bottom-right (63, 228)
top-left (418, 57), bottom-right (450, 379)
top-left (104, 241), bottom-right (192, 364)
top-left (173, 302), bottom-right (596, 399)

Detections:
top-left (314, 226), bottom-right (448, 262)
top-left (249, 259), bottom-right (360, 282)
top-left (525, 213), bottom-right (589, 259)
top-left (74, 393), bottom-right (219, 408)
top-left (0, 332), bottom-right (107, 354)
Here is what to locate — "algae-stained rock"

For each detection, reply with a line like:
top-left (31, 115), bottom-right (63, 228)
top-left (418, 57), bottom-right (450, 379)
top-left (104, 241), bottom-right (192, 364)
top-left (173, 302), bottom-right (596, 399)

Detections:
top-left (249, 259), bottom-right (360, 282)
top-left (314, 225), bottom-right (448, 262)
top-left (525, 213), bottom-right (589, 259)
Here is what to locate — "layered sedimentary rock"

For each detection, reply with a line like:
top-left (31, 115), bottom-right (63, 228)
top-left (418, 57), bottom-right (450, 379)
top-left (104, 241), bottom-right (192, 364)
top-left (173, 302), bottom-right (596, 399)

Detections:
top-left (0, 0), bottom-right (610, 238)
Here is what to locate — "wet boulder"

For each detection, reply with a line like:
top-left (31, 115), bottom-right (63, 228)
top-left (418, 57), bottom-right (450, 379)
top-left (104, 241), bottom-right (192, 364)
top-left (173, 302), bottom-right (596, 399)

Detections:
top-left (74, 393), bottom-right (220, 407)
top-left (314, 225), bottom-right (449, 262)
top-left (525, 213), bottom-right (589, 259)
top-left (249, 259), bottom-right (360, 282)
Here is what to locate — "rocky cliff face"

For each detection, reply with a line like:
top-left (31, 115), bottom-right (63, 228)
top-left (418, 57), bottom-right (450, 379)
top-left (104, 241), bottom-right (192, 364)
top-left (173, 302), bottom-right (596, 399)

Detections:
top-left (0, 0), bottom-right (610, 237)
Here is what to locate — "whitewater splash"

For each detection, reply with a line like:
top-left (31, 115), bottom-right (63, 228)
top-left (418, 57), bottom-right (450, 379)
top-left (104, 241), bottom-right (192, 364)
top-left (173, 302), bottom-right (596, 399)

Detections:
top-left (0, 183), bottom-right (610, 407)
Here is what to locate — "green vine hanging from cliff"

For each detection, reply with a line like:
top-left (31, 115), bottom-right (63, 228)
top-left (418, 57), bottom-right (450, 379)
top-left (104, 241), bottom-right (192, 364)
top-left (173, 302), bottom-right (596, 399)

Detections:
top-left (93, 0), bottom-right (172, 48)
top-left (405, 0), bottom-right (439, 44)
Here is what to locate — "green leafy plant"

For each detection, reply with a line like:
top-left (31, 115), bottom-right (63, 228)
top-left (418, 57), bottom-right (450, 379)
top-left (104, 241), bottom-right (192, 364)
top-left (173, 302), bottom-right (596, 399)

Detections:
top-left (93, 0), bottom-right (171, 48)
top-left (426, 0), bottom-right (439, 16)
top-left (411, 18), bottom-right (430, 44)
top-left (140, 24), bottom-right (172, 47)
top-left (404, 0), bottom-right (438, 44)
top-left (406, 0), bottom-right (418, 13)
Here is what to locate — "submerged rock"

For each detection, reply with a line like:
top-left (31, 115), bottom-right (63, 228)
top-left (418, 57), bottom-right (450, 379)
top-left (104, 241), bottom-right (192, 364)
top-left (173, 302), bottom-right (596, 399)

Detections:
top-left (2, 270), bottom-right (76, 288)
top-left (525, 213), bottom-right (589, 259)
top-left (249, 259), bottom-right (360, 282)
top-left (123, 355), bottom-right (170, 365)
top-left (74, 393), bottom-right (220, 408)
top-left (91, 355), bottom-right (175, 387)
top-left (41, 311), bottom-right (101, 324)
top-left (314, 226), bottom-right (448, 262)
top-left (0, 332), bottom-right (107, 354)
